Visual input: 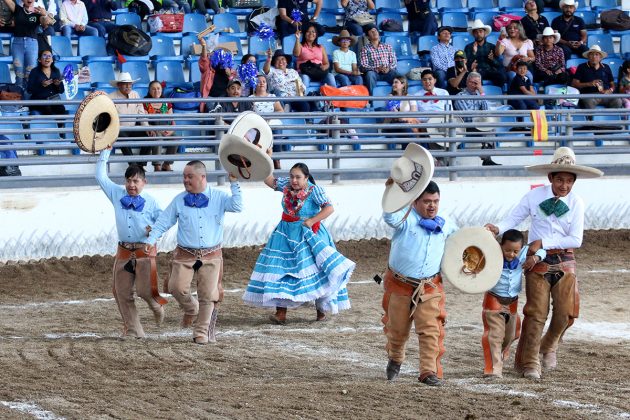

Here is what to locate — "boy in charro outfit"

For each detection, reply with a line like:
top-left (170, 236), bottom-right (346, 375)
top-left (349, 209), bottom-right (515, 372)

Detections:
top-left (482, 229), bottom-right (546, 378)
top-left (96, 148), bottom-right (167, 338)
top-left (146, 161), bottom-right (242, 345)
top-left (486, 147), bottom-right (602, 379)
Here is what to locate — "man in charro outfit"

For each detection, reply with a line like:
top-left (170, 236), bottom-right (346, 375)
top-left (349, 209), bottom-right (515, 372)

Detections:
top-left (96, 148), bottom-right (167, 338)
top-left (486, 147), bottom-right (603, 379)
top-left (147, 161), bottom-right (242, 345)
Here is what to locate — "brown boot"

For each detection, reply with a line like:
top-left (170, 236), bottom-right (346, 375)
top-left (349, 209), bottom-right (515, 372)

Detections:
top-left (153, 164), bottom-right (162, 172)
top-left (162, 163), bottom-right (172, 171)
top-left (269, 307), bottom-right (287, 325)
top-left (316, 309), bottom-right (327, 321)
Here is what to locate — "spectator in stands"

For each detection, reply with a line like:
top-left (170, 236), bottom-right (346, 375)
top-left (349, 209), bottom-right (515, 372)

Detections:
top-left (341, 0), bottom-right (374, 36)
top-left (3, 0), bottom-right (48, 89)
top-left (430, 26), bottom-right (456, 90)
top-left (464, 19), bottom-right (506, 88)
top-left (359, 23), bottom-right (399, 95)
top-left (521, 0), bottom-right (548, 44)
top-left (617, 60), bottom-right (630, 109)
top-left (85, 0), bottom-right (117, 37)
top-left (277, 0), bottom-right (321, 40)
top-left (236, 54), bottom-right (257, 97)
top-left (446, 49), bottom-right (470, 95)
top-left (27, 49), bottom-right (66, 116)
top-left (34, 0), bottom-right (60, 40)
top-left (198, 35), bottom-right (234, 113)
top-left (159, 0), bottom-right (191, 13)
top-left (60, 0), bottom-right (99, 39)
top-left (405, 0), bottom-right (436, 36)
top-left (507, 60), bottom-right (539, 110)
top-left (221, 80), bottom-right (253, 124)
top-left (551, 0), bottom-right (587, 62)
top-left (294, 22), bottom-right (337, 88)
top-left (109, 72), bottom-right (152, 166)
top-left (190, 0), bottom-right (220, 16)
top-left (0, 135), bottom-right (21, 177)
top-left (0, 0), bottom-right (14, 34)
top-left (533, 27), bottom-right (568, 86)
top-left (496, 20), bottom-right (535, 81)
top-left (264, 49), bottom-right (309, 112)
top-left (250, 73), bottom-right (284, 169)
top-left (332, 29), bottom-right (362, 87)
top-left (144, 80), bottom-right (177, 172)
top-left (571, 45), bottom-right (622, 109)
top-left (414, 69), bottom-right (449, 114)
top-left (453, 72), bottom-right (499, 166)
top-left (385, 75), bottom-right (419, 127)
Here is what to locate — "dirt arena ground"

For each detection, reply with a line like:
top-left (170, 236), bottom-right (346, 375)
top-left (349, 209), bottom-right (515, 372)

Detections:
top-left (1, 230), bottom-right (629, 419)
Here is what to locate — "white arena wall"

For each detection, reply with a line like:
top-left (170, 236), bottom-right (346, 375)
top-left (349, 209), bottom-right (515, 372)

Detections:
top-left (1, 176), bottom-right (629, 263)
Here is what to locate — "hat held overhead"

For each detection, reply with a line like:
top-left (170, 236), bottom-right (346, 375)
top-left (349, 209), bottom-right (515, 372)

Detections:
top-left (73, 91), bottom-right (120, 154)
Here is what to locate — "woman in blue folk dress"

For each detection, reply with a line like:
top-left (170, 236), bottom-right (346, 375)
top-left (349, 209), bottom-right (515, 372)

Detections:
top-left (242, 161), bottom-right (355, 324)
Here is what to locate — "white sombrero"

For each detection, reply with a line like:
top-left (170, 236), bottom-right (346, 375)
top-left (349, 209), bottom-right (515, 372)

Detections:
top-left (582, 44), bottom-right (608, 59)
top-left (559, 0), bottom-right (577, 7)
top-left (73, 91), bottom-right (120, 153)
top-left (441, 227), bottom-right (503, 294)
top-left (526, 146), bottom-right (603, 178)
top-left (382, 143), bottom-right (435, 213)
top-left (536, 27), bottom-right (561, 43)
top-left (218, 111), bottom-right (274, 181)
top-left (424, 116), bottom-right (466, 137)
top-left (468, 19), bottom-right (492, 36)
top-left (109, 72), bottom-right (140, 88)
top-left (471, 115), bottom-right (500, 132)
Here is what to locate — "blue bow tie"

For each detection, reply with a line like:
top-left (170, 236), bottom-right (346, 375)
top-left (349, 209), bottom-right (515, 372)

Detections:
top-left (184, 193), bottom-right (209, 208)
top-left (503, 258), bottom-right (519, 270)
top-left (418, 216), bottom-right (445, 234)
top-left (120, 195), bottom-right (145, 212)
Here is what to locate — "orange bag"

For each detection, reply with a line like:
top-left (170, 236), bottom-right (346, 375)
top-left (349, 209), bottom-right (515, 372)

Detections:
top-left (320, 85), bottom-right (369, 109)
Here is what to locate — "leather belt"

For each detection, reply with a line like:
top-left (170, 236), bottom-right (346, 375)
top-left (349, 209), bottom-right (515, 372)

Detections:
top-left (488, 292), bottom-right (518, 306)
top-left (389, 266), bottom-right (440, 288)
top-left (177, 244), bottom-right (222, 259)
top-left (546, 249), bottom-right (574, 255)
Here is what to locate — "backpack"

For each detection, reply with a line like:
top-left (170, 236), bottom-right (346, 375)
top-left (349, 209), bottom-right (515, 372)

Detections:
top-left (108, 25), bottom-right (152, 56)
top-left (168, 86), bottom-right (201, 110)
top-left (379, 19), bottom-right (403, 32)
top-left (600, 9), bottom-right (630, 31)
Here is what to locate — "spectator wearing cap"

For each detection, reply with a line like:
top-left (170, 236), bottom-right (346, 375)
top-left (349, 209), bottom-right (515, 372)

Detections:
top-left (359, 23), bottom-right (399, 95)
top-left (263, 49), bottom-right (309, 112)
top-left (332, 29), bottom-right (362, 87)
top-left (464, 19), bottom-right (506, 88)
top-left (521, 0), bottom-right (549, 44)
top-left (572, 45), bottom-right (622, 109)
top-left (533, 27), bottom-right (568, 86)
top-left (430, 26), bottom-right (456, 89)
top-left (277, 0), bottom-right (322, 40)
top-left (446, 50), bottom-right (470, 95)
top-left (404, 0), bottom-right (436, 36)
top-left (551, 0), bottom-right (587, 62)
top-left (221, 80), bottom-right (254, 125)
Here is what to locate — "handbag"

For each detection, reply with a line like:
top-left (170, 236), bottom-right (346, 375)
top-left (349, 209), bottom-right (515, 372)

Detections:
top-left (351, 12), bottom-right (375, 26)
top-left (299, 61), bottom-right (329, 82)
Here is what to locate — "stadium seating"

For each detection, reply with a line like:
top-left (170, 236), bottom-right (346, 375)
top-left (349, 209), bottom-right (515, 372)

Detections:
top-left (282, 34), bottom-right (297, 55)
top-left (121, 61), bottom-right (151, 85)
top-left (149, 35), bottom-right (182, 61)
top-left (29, 120), bottom-right (62, 156)
top-left (375, 0), bottom-right (406, 13)
top-left (0, 62), bottom-right (12, 83)
top-left (440, 12), bottom-right (469, 32)
top-left (155, 60), bottom-right (186, 85)
top-left (452, 32), bottom-right (474, 50)
top-left (621, 34), bottom-right (630, 59)
top-left (86, 61), bottom-right (116, 87)
top-left (541, 11), bottom-right (561, 22)
top-left (212, 13), bottom-right (246, 39)
top-left (183, 13), bottom-right (208, 34)
top-left (575, 10), bottom-right (598, 29)
top-left (383, 34), bottom-right (414, 60)
top-left (51, 36), bottom-right (82, 64)
top-left (498, 0), bottom-right (522, 11)
top-left (248, 35), bottom-right (277, 56)
top-left (372, 85), bottom-right (392, 110)
top-left (218, 34), bottom-right (244, 57)
top-left (115, 12), bottom-right (142, 27)
top-left (78, 36), bottom-right (114, 63)
top-left (566, 57), bottom-right (587, 69)
top-left (587, 33), bottom-right (616, 57)
top-left (319, 0), bottom-right (344, 15)
top-left (472, 11), bottom-right (500, 27)
top-left (396, 58), bottom-right (423, 76)
top-left (377, 12), bottom-right (405, 32)
top-left (436, 0), bottom-right (467, 14)
top-left (589, 0), bottom-right (619, 12)
top-left (603, 57), bottom-right (624, 80)
top-left (188, 57), bottom-right (201, 84)
top-left (467, 0), bottom-right (499, 15)
top-left (180, 34), bottom-right (199, 59)
top-left (317, 11), bottom-right (339, 28)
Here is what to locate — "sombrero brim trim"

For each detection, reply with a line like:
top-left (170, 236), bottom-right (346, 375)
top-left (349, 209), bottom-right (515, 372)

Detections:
top-left (73, 91), bottom-right (120, 154)
top-left (441, 227), bottom-right (503, 294)
top-left (109, 78), bottom-right (140, 88)
top-left (526, 164), bottom-right (603, 178)
top-left (219, 134), bottom-right (274, 181)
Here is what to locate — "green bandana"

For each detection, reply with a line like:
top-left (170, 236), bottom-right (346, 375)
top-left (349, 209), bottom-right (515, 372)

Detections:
top-left (539, 197), bottom-right (570, 218)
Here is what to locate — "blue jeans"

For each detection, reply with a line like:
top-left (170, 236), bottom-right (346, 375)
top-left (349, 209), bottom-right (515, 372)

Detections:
top-left (364, 69), bottom-right (399, 95)
top-left (11, 36), bottom-right (38, 89)
top-left (61, 24), bottom-right (99, 39)
top-left (300, 72), bottom-right (337, 88)
top-left (344, 19), bottom-right (364, 36)
top-left (88, 20), bottom-right (117, 37)
top-left (508, 98), bottom-right (539, 110)
top-left (162, 0), bottom-right (191, 12)
top-left (335, 73), bottom-right (363, 87)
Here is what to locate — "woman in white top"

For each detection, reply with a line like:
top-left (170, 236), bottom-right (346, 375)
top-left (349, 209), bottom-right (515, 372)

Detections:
top-left (250, 73), bottom-right (284, 114)
top-left (496, 20), bottom-right (534, 80)
top-left (263, 49), bottom-right (309, 112)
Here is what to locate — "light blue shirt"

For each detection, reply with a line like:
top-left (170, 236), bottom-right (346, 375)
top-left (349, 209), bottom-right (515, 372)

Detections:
top-left (96, 149), bottom-right (162, 243)
top-left (147, 183), bottom-right (242, 248)
top-left (489, 245), bottom-right (547, 298)
top-left (383, 207), bottom-right (458, 279)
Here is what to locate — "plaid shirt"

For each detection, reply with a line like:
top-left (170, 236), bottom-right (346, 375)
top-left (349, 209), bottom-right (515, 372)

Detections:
top-left (464, 41), bottom-right (502, 73)
top-left (360, 41), bottom-right (397, 72)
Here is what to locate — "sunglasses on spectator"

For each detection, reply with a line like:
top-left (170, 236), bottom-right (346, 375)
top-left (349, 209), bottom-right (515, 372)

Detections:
top-left (41, 54), bottom-right (53, 59)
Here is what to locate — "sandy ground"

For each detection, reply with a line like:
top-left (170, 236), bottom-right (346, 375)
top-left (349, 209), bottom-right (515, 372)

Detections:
top-left (0, 230), bottom-right (629, 420)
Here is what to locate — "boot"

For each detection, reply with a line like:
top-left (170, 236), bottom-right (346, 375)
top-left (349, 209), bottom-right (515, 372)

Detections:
top-left (316, 309), bottom-right (326, 321)
top-left (269, 307), bottom-right (287, 325)
top-left (386, 359), bottom-right (401, 380)
top-left (181, 313), bottom-right (196, 328)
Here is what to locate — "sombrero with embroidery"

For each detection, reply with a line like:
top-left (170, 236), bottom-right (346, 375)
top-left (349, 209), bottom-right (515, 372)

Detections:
top-left (441, 227), bottom-right (503, 294)
top-left (382, 143), bottom-right (435, 213)
top-left (73, 91), bottom-right (120, 153)
top-left (219, 111), bottom-right (274, 181)
top-left (526, 146), bottom-right (603, 178)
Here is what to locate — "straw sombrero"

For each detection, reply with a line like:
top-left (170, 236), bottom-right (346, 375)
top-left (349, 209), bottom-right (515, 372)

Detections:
top-left (536, 27), bottom-right (561, 44)
top-left (526, 147), bottom-right (603, 178)
top-left (218, 111), bottom-right (274, 181)
top-left (109, 72), bottom-right (140, 88)
top-left (382, 143), bottom-right (435, 213)
top-left (582, 44), bottom-right (608, 59)
top-left (73, 91), bottom-right (120, 153)
top-left (441, 227), bottom-right (503, 294)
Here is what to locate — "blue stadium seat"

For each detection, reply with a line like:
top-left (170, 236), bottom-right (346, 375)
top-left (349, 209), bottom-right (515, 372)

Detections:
top-left (0, 122), bottom-right (25, 142)
top-left (575, 10), bottom-right (598, 28)
top-left (467, 0), bottom-right (499, 14)
top-left (121, 61), bottom-right (151, 85)
top-left (590, 0), bottom-right (619, 11)
top-left (541, 11), bottom-right (561, 23)
top-left (184, 13), bottom-right (208, 34)
top-left (86, 61), bottom-right (115, 88)
top-left (372, 85), bottom-right (392, 110)
top-left (498, 0), bottom-right (521, 10)
top-left (318, 32), bottom-right (336, 56)
top-left (212, 12), bottom-right (246, 39)
top-left (621, 33), bottom-right (630, 59)
top-left (375, 0), bottom-right (405, 13)
top-left (417, 35), bottom-right (438, 53)
top-left (188, 57), bottom-right (201, 83)
top-left (440, 12), bottom-right (469, 31)
top-left (472, 11), bottom-right (499, 27)
top-left (451, 32), bottom-right (473, 50)
top-left (180, 34), bottom-right (199, 58)
top-left (396, 58), bottom-right (422, 75)
top-left (150, 35), bottom-right (182, 61)
top-left (248, 35), bottom-right (277, 55)
top-left (218, 34), bottom-right (243, 57)
top-left (282, 35), bottom-right (297, 56)
top-left (377, 12), bottom-right (404, 32)
top-left (437, 0), bottom-right (467, 13)
top-left (0, 52), bottom-right (12, 64)
top-left (29, 120), bottom-right (62, 156)
top-left (78, 36), bottom-right (114, 63)
top-left (319, 0), bottom-right (344, 15)
top-left (115, 12), bottom-right (141, 27)
top-left (587, 33), bottom-right (616, 57)
top-left (51, 36), bottom-right (82, 64)
top-left (566, 57), bottom-right (587, 68)
top-left (0, 63), bottom-right (12, 83)
top-left (603, 57), bottom-right (623, 80)
top-left (55, 61), bottom-right (80, 75)
top-left (317, 11), bottom-right (339, 28)
top-left (486, 31), bottom-right (500, 45)
top-left (383, 34), bottom-right (414, 59)
top-left (155, 60), bottom-right (186, 85)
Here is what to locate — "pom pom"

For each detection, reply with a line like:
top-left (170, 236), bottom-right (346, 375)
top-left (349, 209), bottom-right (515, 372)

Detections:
top-left (211, 49), bottom-right (234, 70)
top-left (386, 100), bottom-right (400, 111)
top-left (62, 64), bottom-right (74, 84)
top-left (256, 22), bottom-right (276, 41)
top-left (290, 9), bottom-right (302, 23)
top-left (237, 62), bottom-right (259, 90)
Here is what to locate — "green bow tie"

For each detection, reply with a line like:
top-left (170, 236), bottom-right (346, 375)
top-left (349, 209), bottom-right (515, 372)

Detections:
top-left (539, 197), bottom-right (570, 218)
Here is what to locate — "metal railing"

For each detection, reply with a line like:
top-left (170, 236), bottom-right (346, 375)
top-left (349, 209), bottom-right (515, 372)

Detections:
top-left (1, 92), bottom-right (629, 188)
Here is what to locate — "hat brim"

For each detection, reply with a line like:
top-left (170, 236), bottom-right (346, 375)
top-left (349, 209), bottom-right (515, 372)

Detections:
top-left (441, 227), bottom-right (503, 294)
top-left (559, 0), bottom-right (578, 7)
top-left (109, 78), bottom-right (140, 88)
top-left (272, 53), bottom-right (293, 67)
top-left (468, 25), bottom-right (492, 36)
top-left (219, 134), bottom-right (274, 181)
top-left (537, 32), bottom-right (561, 43)
top-left (227, 111), bottom-right (274, 148)
top-left (583, 48), bottom-right (608, 59)
top-left (424, 117), bottom-right (466, 137)
top-left (73, 91), bottom-right (120, 153)
top-left (332, 36), bottom-right (357, 47)
top-left (526, 163), bottom-right (604, 178)
top-left (381, 143), bottom-right (435, 213)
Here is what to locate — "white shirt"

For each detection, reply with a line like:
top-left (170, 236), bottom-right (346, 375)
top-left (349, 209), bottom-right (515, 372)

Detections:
top-left (496, 184), bottom-right (584, 250)
top-left (413, 87), bottom-right (450, 113)
top-left (60, 0), bottom-right (88, 26)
